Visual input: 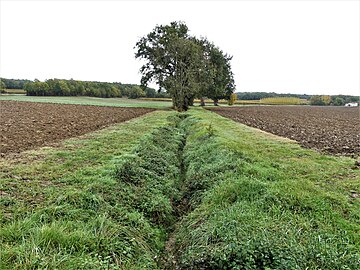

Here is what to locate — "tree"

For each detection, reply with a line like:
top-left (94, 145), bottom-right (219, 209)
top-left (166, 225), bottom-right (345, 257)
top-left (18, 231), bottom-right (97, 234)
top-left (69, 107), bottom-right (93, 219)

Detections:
top-left (0, 79), bottom-right (6, 93)
top-left (228, 93), bottom-right (237, 105)
top-left (24, 81), bottom-right (49, 96)
top-left (310, 95), bottom-right (325, 105)
top-left (128, 86), bottom-right (146, 99)
top-left (135, 21), bottom-right (233, 111)
top-left (321, 95), bottom-right (331, 105)
top-left (309, 95), bottom-right (331, 106)
top-left (333, 97), bottom-right (345, 106)
top-left (198, 39), bottom-right (235, 105)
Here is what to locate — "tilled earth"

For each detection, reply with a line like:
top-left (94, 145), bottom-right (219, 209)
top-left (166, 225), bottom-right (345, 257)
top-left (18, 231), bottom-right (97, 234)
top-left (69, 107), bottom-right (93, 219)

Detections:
top-left (0, 101), bottom-right (155, 156)
top-left (209, 106), bottom-right (360, 157)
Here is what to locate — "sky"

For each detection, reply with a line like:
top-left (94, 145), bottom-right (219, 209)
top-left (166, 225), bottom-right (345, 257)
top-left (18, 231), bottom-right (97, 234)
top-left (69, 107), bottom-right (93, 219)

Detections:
top-left (0, 0), bottom-right (359, 96)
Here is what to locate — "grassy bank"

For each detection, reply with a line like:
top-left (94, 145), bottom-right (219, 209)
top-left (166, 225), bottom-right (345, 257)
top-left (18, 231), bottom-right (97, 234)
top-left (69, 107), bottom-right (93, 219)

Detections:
top-left (172, 109), bottom-right (359, 269)
top-left (1, 108), bottom-right (359, 269)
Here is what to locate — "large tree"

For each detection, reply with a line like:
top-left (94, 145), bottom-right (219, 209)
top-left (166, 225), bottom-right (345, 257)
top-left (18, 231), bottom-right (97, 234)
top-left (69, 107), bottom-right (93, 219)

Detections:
top-left (135, 21), bottom-right (234, 111)
top-left (196, 38), bottom-right (235, 106)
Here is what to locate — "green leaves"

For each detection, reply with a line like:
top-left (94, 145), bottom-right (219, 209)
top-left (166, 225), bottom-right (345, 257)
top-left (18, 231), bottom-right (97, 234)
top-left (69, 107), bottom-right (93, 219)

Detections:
top-left (135, 21), bottom-right (235, 111)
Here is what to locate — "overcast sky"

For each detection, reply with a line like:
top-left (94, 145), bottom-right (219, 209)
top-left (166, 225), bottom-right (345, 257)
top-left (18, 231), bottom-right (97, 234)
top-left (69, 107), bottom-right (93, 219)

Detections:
top-left (0, 0), bottom-right (359, 95)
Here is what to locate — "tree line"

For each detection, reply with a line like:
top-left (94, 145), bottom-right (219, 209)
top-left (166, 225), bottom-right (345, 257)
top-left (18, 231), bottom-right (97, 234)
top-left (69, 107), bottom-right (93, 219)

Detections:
top-left (309, 95), bottom-right (359, 106)
top-left (237, 92), bottom-right (312, 100)
top-left (0, 78), bottom-right (167, 99)
top-left (135, 21), bottom-right (235, 111)
top-left (0, 78), bottom-right (32, 90)
top-left (237, 91), bottom-right (358, 106)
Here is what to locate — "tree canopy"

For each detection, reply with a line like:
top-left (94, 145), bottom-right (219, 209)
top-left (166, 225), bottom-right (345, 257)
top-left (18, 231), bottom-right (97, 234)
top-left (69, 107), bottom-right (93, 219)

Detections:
top-left (20, 78), bottom-right (162, 99)
top-left (135, 21), bottom-right (235, 111)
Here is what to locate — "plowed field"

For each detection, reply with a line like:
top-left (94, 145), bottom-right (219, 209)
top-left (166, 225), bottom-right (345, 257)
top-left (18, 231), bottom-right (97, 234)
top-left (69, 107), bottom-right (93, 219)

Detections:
top-left (209, 106), bottom-right (360, 156)
top-left (0, 101), bottom-right (155, 156)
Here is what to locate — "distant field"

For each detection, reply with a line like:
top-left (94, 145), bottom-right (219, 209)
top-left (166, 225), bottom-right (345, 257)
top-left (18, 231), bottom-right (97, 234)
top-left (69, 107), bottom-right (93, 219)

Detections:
top-left (0, 95), bottom-right (173, 108)
top-left (2, 89), bottom-right (26, 94)
top-left (0, 95), bottom-right (309, 107)
top-left (141, 97), bottom-right (262, 105)
top-left (141, 97), bottom-right (309, 105)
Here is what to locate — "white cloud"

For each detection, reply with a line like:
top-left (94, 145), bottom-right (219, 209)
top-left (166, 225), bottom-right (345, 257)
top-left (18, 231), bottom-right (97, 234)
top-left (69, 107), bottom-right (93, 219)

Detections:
top-left (0, 0), bottom-right (359, 95)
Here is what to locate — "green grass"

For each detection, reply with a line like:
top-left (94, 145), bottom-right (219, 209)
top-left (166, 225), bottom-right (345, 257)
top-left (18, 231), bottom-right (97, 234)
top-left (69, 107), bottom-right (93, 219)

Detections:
top-left (0, 110), bottom-right (176, 269)
top-left (0, 95), bottom-right (172, 109)
top-left (0, 107), bottom-right (359, 269)
top-left (173, 109), bottom-right (360, 269)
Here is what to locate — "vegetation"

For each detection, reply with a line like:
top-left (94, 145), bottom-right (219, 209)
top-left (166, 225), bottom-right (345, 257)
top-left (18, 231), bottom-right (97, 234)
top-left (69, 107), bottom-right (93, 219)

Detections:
top-left (228, 93), bottom-right (237, 105)
top-left (0, 80), bottom-right (6, 93)
top-left (0, 78), bottom-right (167, 99)
top-left (22, 78), bottom-right (163, 99)
top-left (260, 97), bottom-right (305, 105)
top-left (135, 21), bottom-right (235, 111)
top-left (0, 78), bottom-right (32, 89)
top-left (172, 109), bottom-right (359, 269)
top-left (0, 95), bottom-right (172, 109)
top-left (237, 91), bottom-right (312, 100)
top-left (1, 89), bottom-right (26, 94)
top-left (330, 95), bottom-right (359, 106)
top-left (0, 111), bottom-right (174, 269)
top-left (237, 92), bottom-right (359, 106)
top-left (1, 105), bottom-right (359, 269)
top-left (309, 95), bottom-right (332, 106)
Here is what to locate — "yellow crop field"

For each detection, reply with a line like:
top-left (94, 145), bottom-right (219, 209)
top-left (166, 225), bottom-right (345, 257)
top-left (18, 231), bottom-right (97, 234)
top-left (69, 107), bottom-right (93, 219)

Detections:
top-left (260, 97), bottom-right (308, 105)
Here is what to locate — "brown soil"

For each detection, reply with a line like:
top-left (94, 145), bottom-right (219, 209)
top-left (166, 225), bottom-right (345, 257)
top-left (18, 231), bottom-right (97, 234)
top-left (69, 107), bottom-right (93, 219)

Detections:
top-left (0, 101), bottom-right (155, 156)
top-left (209, 106), bottom-right (360, 157)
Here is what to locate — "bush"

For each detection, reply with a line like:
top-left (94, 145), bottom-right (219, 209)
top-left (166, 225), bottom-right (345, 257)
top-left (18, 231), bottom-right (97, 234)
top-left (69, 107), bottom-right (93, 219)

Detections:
top-left (228, 93), bottom-right (237, 105)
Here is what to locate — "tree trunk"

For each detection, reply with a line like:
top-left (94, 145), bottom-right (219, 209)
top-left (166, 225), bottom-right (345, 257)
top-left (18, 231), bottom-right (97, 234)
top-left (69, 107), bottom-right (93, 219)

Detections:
top-left (189, 98), bottom-right (194, 106)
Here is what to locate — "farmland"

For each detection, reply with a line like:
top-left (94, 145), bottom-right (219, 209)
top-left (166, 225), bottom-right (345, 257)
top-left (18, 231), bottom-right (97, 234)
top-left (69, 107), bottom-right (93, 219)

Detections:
top-left (209, 105), bottom-right (360, 157)
top-left (0, 101), bottom-right (359, 269)
top-left (0, 101), bottom-right (154, 156)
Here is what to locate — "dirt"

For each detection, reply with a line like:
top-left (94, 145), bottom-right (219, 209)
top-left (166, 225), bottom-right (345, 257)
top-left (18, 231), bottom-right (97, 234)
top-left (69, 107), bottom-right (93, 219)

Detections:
top-left (0, 101), bottom-right (155, 156)
top-left (209, 106), bottom-right (360, 157)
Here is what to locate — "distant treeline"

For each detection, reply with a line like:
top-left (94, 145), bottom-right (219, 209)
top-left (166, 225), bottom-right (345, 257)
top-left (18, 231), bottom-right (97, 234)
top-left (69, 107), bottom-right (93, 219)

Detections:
top-left (0, 78), bottom-right (168, 99)
top-left (0, 78), bottom-right (32, 90)
top-left (237, 92), bottom-right (359, 106)
top-left (237, 92), bottom-right (312, 100)
top-left (309, 95), bottom-right (359, 106)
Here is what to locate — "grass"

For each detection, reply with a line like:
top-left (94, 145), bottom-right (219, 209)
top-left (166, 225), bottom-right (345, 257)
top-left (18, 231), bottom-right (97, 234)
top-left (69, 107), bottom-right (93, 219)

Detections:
top-left (0, 105), bottom-right (359, 269)
top-left (172, 109), bottom-right (359, 269)
top-left (0, 95), bottom-right (173, 109)
top-left (0, 110), bottom-right (176, 269)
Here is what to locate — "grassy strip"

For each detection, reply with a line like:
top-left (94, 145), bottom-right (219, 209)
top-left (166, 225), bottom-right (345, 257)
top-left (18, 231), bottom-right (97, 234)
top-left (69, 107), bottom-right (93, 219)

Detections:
top-left (0, 95), bottom-right (172, 109)
top-left (0, 111), bottom-right (177, 269)
top-left (172, 109), bottom-right (360, 269)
